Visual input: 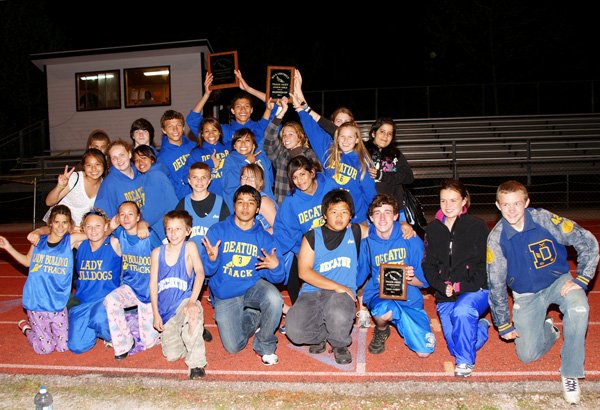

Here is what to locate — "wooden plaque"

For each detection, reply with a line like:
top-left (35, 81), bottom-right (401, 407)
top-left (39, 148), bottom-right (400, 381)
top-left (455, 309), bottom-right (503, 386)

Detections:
top-left (266, 66), bottom-right (295, 101)
top-left (379, 263), bottom-right (408, 300)
top-left (207, 51), bottom-right (239, 90)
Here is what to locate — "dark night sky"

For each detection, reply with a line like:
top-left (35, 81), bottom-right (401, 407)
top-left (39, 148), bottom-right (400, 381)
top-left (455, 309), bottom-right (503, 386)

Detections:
top-left (36, 2), bottom-right (598, 90)
top-left (1, 0), bottom-right (598, 132)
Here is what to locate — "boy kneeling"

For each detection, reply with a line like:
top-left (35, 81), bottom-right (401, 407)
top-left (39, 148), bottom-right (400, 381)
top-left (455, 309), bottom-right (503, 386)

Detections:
top-left (150, 210), bottom-right (207, 379)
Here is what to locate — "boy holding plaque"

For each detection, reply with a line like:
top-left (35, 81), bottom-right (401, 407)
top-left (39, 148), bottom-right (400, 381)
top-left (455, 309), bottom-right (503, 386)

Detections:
top-left (357, 194), bottom-right (436, 357)
top-left (186, 71), bottom-right (274, 150)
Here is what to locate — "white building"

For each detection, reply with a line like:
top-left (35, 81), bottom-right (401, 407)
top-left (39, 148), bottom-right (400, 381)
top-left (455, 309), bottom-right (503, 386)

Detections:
top-left (31, 39), bottom-right (213, 153)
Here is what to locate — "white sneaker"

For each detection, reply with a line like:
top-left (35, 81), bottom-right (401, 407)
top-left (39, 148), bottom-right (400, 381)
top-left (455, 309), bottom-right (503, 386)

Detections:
top-left (454, 363), bottom-right (474, 377)
top-left (545, 316), bottom-right (560, 341)
top-left (562, 377), bottom-right (581, 404)
top-left (261, 353), bottom-right (279, 366)
top-left (357, 309), bottom-right (371, 328)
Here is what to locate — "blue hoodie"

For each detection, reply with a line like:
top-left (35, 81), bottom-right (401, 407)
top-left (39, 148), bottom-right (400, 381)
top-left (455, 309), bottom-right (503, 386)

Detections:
top-left (156, 135), bottom-right (196, 200)
top-left (220, 150), bottom-right (274, 212)
top-left (186, 110), bottom-right (276, 150)
top-left (201, 215), bottom-right (285, 300)
top-left (273, 172), bottom-right (339, 255)
top-left (358, 221), bottom-right (428, 309)
top-left (139, 164), bottom-right (179, 241)
top-left (299, 111), bottom-right (376, 223)
top-left (94, 167), bottom-right (143, 218)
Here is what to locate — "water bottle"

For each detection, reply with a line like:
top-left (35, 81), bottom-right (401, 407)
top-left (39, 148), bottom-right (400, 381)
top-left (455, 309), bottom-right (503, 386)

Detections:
top-left (34, 385), bottom-right (53, 410)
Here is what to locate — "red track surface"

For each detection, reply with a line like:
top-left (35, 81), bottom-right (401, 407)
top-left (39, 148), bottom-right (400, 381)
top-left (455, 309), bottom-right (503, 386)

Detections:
top-left (1, 220), bottom-right (598, 383)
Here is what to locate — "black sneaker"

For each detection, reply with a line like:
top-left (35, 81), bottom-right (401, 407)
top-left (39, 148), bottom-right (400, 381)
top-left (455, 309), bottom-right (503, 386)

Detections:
top-left (332, 346), bottom-right (352, 364)
top-left (202, 328), bottom-right (213, 342)
top-left (114, 340), bottom-right (135, 361)
top-left (368, 325), bottom-right (390, 354)
top-left (189, 367), bottom-right (206, 380)
top-left (308, 340), bottom-right (327, 354)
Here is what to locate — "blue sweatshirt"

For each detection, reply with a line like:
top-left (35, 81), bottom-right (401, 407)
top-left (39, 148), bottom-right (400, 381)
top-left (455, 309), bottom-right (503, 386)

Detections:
top-left (94, 167), bottom-right (144, 218)
top-left (156, 135), bottom-right (196, 199)
top-left (186, 110), bottom-right (275, 150)
top-left (139, 165), bottom-right (179, 241)
top-left (299, 110), bottom-right (376, 223)
top-left (358, 222), bottom-right (428, 309)
top-left (273, 172), bottom-right (339, 255)
top-left (220, 150), bottom-right (274, 212)
top-left (184, 143), bottom-right (230, 196)
top-left (202, 215), bottom-right (285, 300)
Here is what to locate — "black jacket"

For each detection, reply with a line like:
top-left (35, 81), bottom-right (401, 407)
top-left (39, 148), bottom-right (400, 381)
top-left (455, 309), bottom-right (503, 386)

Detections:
top-left (365, 140), bottom-right (414, 207)
top-left (422, 213), bottom-right (489, 303)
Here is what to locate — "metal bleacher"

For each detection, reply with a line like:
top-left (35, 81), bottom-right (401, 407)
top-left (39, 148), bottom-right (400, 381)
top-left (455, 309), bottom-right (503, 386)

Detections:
top-left (356, 112), bottom-right (600, 180)
top-left (2, 112), bottom-right (600, 191)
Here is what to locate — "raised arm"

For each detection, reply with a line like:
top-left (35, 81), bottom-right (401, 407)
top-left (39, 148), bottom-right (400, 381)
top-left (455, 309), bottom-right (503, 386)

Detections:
top-left (186, 73), bottom-right (214, 137)
top-left (45, 166), bottom-right (75, 206)
top-left (235, 70), bottom-right (266, 103)
top-left (0, 236), bottom-right (33, 267)
top-left (263, 99), bottom-right (287, 160)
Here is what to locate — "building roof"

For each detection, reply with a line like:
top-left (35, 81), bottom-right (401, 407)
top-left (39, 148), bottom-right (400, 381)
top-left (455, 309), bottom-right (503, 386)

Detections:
top-left (30, 39), bottom-right (213, 70)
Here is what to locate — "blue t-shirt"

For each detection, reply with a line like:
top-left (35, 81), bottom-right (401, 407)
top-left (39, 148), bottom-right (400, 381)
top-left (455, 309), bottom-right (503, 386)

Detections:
top-left (74, 236), bottom-right (121, 304)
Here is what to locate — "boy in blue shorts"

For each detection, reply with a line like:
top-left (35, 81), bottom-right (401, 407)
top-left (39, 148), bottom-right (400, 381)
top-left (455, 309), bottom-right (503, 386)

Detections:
top-left (150, 210), bottom-right (208, 379)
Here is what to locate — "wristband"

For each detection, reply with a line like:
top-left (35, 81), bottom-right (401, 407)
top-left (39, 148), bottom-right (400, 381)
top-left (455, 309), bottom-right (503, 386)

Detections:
top-left (304, 106), bottom-right (312, 114)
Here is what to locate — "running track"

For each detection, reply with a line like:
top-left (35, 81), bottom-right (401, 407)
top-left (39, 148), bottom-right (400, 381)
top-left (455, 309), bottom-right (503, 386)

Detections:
top-left (0, 220), bottom-right (598, 383)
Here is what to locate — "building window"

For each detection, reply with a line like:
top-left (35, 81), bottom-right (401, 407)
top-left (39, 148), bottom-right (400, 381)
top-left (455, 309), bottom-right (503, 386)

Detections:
top-left (124, 66), bottom-right (171, 108)
top-left (76, 70), bottom-right (121, 111)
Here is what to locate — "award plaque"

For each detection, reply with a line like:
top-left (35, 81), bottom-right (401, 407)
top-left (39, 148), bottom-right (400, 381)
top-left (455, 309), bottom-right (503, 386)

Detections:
top-left (207, 51), bottom-right (239, 90)
top-left (266, 66), bottom-right (295, 101)
top-left (379, 263), bottom-right (408, 300)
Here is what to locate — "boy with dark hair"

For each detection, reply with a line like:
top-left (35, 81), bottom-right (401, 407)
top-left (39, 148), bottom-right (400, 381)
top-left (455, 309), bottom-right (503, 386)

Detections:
top-left (201, 185), bottom-right (285, 365)
top-left (157, 109), bottom-right (195, 199)
top-left (150, 209), bottom-right (207, 379)
top-left (488, 180), bottom-right (599, 405)
top-left (186, 71), bottom-right (274, 149)
top-left (285, 189), bottom-right (368, 365)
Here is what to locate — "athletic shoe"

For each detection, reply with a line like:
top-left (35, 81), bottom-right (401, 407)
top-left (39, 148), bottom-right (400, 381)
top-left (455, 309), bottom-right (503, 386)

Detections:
top-left (357, 309), bottom-right (372, 328)
top-left (309, 340), bottom-right (327, 354)
top-left (454, 363), bottom-right (474, 377)
top-left (103, 340), bottom-right (113, 349)
top-left (545, 316), bottom-right (560, 341)
top-left (190, 367), bottom-right (206, 379)
top-left (261, 353), bottom-right (279, 366)
top-left (202, 328), bottom-right (213, 342)
top-left (114, 341), bottom-right (135, 360)
top-left (279, 325), bottom-right (286, 335)
top-left (17, 319), bottom-right (31, 336)
top-left (561, 376), bottom-right (581, 404)
top-left (332, 346), bottom-right (352, 364)
top-left (368, 325), bottom-right (391, 354)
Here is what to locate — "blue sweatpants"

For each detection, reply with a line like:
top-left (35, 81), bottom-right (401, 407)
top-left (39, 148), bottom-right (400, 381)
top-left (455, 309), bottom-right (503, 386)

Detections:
top-left (369, 296), bottom-right (436, 354)
top-left (68, 299), bottom-right (111, 353)
top-left (436, 289), bottom-right (490, 365)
